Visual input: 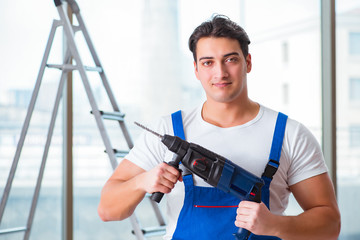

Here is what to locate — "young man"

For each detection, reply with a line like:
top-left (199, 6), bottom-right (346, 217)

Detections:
top-left (98, 15), bottom-right (340, 239)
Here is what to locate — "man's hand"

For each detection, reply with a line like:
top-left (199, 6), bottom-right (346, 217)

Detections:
top-left (234, 173), bottom-right (340, 240)
top-left (98, 159), bottom-right (182, 221)
top-left (235, 201), bottom-right (276, 236)
top-left (142, 162), bottom-right (183, 194)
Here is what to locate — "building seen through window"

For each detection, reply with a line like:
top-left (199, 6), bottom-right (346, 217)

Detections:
top-left (349, 32), bottom-right (360, 55)
top-left (349, 78), bottom-right (360, 101)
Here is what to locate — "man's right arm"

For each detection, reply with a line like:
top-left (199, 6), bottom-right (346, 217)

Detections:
top-left (98, 159), bottom-right (181, 221)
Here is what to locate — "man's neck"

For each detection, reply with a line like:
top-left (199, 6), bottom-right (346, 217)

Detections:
top-left (201, 99), bottom-right (260, 128)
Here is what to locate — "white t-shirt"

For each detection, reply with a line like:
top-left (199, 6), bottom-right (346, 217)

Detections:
top-left (126, 104), bottom-right (328, 240)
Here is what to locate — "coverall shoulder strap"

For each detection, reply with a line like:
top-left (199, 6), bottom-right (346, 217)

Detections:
top-left (262, 112), bottom-right (288, 180)
top-left (171, 110), bottom-right (192, 178)
top-left (171, 110), bottom-right (186, 140)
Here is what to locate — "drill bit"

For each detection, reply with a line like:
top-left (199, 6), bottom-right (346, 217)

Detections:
top-left (134, 122), bottom-right (163, 139)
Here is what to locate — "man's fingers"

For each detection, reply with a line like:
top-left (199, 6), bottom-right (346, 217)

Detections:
top-left (159, 162), bottom-right (181, 182)
top-left (236, 207), bottom-right (252, 217)
top-left (164, 162), bottom-right (181, 175)
top-left (235, 201), bottom-right (272, 235)
top-left (148, 162), bottom-right (182, 193)
top-left (238, 200), bottom-right (259, 208)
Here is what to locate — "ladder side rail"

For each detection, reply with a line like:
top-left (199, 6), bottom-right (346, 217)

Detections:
top-left (149, 199), bottom-right (166, 226)
top-left (65, 0), bottom-right (80, 14)
top-left (62, 3), bottom-right (162, 239)
top-left (75, 11), bottom-right (135, 150)
top-left (0, 20), bottom-right (60, 224)
top-left (75, 12), bottom-right (120, 111)
top-left (118, 121), bottom-right (135, 149)
top-left (23, 70), bottom-right (68, 238)
top-left (76, 10), bottom-right (165, 239)
top-left (23, 54), bottom-right (71, 240)
top-left (75, 5), bottom-right (167, 238)
top-left (60, 5), bottom-right (149, 240)
top-left (77, 7), bottom-right (162, 240)
top-left (129, 214), bottom-right (146, 240)
top-left (57, 4), bottom-right (118, 169)
top-left (73, 7), bottom-right (151, 240)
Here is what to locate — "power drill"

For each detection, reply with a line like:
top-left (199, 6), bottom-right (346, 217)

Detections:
top-left (135, 122), bottom-right (264, 240)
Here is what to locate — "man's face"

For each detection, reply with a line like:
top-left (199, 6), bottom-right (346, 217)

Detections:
top-left (194, 37), bottom-right (252, 104)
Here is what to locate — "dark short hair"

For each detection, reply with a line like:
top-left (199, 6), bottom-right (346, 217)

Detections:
top-left (188, 14), bottom-right (251, 62)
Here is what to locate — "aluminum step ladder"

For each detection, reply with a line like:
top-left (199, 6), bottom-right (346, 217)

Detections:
top-left (0, 0), bottom-right (166, 239)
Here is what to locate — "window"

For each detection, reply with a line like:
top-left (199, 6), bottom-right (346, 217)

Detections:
top-left (349, 125), bottom-right (360, 148)
top-left (282, 41), bottom-right (289, 63)
top-left (282, 83), bottom-right (289, 105)
top-left (1, 0), bottom-right (359, 239)
top-left (349, 78), bottom-right (360, 101)
top-left (337, 2), bottom-right (360, 239)
top-left (349, 32), bottom-right (360, 55)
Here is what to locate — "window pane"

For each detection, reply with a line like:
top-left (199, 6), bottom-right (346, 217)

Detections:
top-left (0, 1), bottom-right (62, 239)
top-left (349, 78), bottom-right (360, 101)
top-left (337, 1), bottom-right (360, 239)
top-left (349, 125), bottom-right (360, 148)
top-left (243, 0), bottom-right (322, 215)
top-left (349, 32), bottom-right (360, 55)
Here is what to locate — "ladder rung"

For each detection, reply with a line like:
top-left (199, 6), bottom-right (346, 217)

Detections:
top-left (0, 226), bottom-right (27, 235)
top-left (84, 66), bottom-right (103, 72)
top-left (105, 149), bottom-right (129, 158)
top-left (72, 25), bottom-right (81, 32)
top-left (46, 64), bottom-right (103, 72)
top-left (131, 225), bottom-right (166, 237)
top-left (113, 149), bottom-right (129, 158)
top-left (92, 110), bottom-right (125, 122)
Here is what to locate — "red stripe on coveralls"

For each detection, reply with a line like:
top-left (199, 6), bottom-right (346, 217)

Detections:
top-left (194, 205), bottom-right (238, 208)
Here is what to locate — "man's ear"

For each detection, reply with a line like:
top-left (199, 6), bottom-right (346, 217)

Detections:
top-left (246, 53), bottom-right (252, 73)
top-left (194, 61), bottom-right (200, 80)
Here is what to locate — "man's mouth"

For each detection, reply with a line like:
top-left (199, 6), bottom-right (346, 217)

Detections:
top-left (213, 82), bottom-right (232, 88)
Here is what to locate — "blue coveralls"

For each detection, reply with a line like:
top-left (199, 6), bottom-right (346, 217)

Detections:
top-left (170, 110), bottom-right (288, 240)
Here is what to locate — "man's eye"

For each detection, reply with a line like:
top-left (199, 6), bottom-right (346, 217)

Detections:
top-left (226, 57), bottom-right (238, 63)
top-left (202, 61), bottom-right (212, 66)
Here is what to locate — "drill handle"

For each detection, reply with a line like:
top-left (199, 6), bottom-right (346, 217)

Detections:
top-left (234, 184), bottom-right (263, 240)
top-left (234, 228), bottom-right (251, 240)
top-left (150, 191), bottom-right (165, 203)
top-left (150, 154), bottom-right (182, 203)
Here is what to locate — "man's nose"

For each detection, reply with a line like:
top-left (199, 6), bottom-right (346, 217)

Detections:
top-left (214, 63), bottom-right (229, 79)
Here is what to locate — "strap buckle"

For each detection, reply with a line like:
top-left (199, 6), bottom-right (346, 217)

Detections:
top-left (262, 159), bottom-right (279, 179)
